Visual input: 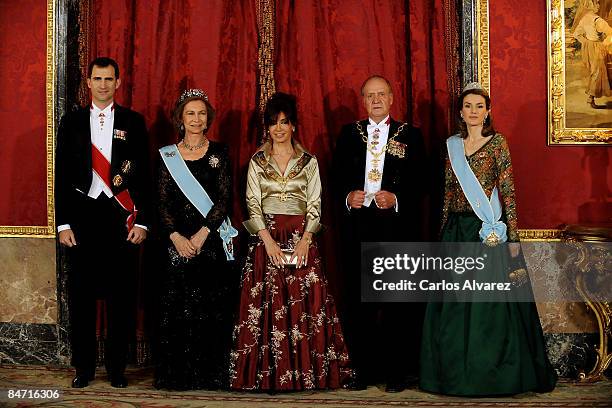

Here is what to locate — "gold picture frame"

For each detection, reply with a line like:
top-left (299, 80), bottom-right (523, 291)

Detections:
top-left (0, 0), bottom-right (56, 237)
top-left (547, 0), bottom-right (612, 145)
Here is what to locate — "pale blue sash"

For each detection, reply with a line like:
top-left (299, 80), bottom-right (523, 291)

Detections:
top-left (159, 144), bottom-right (238, 260)
top-left (447, 135), bottom-right (507, 245)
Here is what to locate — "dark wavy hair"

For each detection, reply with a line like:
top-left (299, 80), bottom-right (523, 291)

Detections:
top-left (172, 94), bottom-right (216, 137)
top-left (264, 92), bottom-right (298, 128)
top-left (456, 88), bottom-right (496, 138)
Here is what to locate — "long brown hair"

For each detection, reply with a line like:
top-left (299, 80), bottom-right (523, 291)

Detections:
top-left (456, 88), bottom-right (496, 138)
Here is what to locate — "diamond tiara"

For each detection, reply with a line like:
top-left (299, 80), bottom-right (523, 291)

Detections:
top-left (177, 88), bottom-right (208, 105)
top-left (462, 82), bottom-right (486, 94)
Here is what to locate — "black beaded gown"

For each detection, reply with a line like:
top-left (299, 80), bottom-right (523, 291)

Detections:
top-left (154, 141), bottom-right (237, 390)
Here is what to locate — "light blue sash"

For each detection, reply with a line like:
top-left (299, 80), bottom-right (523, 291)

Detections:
top-left (159, 144), bottom-right (238, 260)
top-left (447, 135), bottom-right (507, 245)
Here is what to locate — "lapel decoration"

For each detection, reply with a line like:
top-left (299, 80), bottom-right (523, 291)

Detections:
top-left (112, 174), bottom-right (123, 187)
top-left (121, 160), bottom-right (132, 174)
top-left (387, 140), bottom-right (406, 158)
top-left (113, 129), bottom-right (127, 141)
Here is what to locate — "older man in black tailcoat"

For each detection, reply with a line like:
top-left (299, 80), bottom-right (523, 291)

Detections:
top-left (334, 75), bottom-right (426, 392)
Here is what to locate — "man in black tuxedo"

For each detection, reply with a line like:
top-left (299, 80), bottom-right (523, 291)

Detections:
top-left (56, 57), bottom-right (150, 388)
top-left (334, 75), bottom-right (426, 392)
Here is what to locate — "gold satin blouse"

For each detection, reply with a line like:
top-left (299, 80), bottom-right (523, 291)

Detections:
top-left (243, 142), bottom-right (322, 234)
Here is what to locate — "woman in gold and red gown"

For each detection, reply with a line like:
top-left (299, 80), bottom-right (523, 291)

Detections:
top-left (229, 92), bottom-right (352, 391)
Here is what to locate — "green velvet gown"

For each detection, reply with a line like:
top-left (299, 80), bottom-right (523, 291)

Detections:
top-left (419, 134), bottom-right (557, 396)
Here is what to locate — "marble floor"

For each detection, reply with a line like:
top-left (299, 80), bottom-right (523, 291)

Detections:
top-left (0, 365), bottom-right (611, 407)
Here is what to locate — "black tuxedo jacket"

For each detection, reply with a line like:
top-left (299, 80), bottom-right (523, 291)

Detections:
top-left (55, 104), bottom-right (151, 229)
top-left (334, 118), bottom-right (426, 241)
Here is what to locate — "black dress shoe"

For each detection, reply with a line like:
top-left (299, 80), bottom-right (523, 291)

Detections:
top-left (347, 375), bottom-right (368, 390)
top-left (71, 375), bottom-right (90, 388)
top-left (385, 381), bottom-right (406, 393)
top-left (110, 375), bottom-right (128, 388)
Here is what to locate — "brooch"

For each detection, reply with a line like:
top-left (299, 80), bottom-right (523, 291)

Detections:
top-left (164, 151), bottom-right (176, 157)
top-left (121, 160), bottom-right (131, 174)
top-left (113, 129), bottom-right (127, 141)
top-left (387, 140), bottom-right (406, 158)
top-left (209, 155), bottom-right (220, 168)
top-left (112, 174), bottom-right (123, 187)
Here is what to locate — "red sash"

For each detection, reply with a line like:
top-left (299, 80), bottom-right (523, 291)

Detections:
top-left (91, 146), bottom-right (137, 230)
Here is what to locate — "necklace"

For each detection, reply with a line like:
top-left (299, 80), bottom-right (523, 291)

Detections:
top-left (277, 176), bottom-right (289, 202)
top-left (181, 137), bottom-right (207, 151)
top-left (271, 149), bottom-right (293, 201)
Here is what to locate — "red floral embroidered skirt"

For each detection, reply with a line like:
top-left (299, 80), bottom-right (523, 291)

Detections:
top-left (229, 214), bottom-right (353, 390)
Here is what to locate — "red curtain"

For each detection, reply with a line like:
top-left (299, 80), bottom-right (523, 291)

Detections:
top-left (275, 0), bottom-right (455, 163)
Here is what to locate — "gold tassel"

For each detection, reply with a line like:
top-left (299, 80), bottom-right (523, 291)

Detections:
top-left (256, 0), bottom-right (276, 143)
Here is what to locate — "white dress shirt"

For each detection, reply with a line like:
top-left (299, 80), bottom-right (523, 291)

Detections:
top-left (88, 103), bottom-right (115, 199)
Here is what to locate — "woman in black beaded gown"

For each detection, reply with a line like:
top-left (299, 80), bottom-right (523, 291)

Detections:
top-left (154, 89), bottom-right (236, 390)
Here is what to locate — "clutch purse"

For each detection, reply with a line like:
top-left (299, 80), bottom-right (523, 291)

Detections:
top-left (281, 248), bottom-right (297, 267)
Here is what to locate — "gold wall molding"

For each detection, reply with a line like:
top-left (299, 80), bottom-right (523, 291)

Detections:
top-left (476, 0), bottom-right (490, 93)
top-left (0, 0), bottom-right (55, 238)
top-left (518, 229), bottom-right (562, 241)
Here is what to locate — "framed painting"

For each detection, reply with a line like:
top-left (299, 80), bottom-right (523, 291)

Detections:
top-left (548, 0), bottom-right (612, 145)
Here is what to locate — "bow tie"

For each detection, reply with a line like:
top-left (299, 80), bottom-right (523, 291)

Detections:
top-left (367, 124), bottom-right (388, 134)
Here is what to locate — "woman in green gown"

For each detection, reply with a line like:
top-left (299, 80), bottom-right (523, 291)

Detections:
top-left (419, 83), bottom-right (557, 396)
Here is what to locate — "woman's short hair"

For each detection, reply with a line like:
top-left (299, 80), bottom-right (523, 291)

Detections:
top-left (264, 92), bottom-right (298, 128)
top-left (457, 88), bottom-right (496, 138)
top-left (172, 89), bottom-right (216, 136)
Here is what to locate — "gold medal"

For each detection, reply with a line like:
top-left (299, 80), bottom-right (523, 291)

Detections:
top-left (367, 168), bottom-right (382, 183)
top-left (113, 174), bottom-right (123, 187)
top-left (484, 231), bottom-right (500, 247)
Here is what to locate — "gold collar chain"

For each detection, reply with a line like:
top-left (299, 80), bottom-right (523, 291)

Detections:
top-left (356, 121), bottom-right (406, 158)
